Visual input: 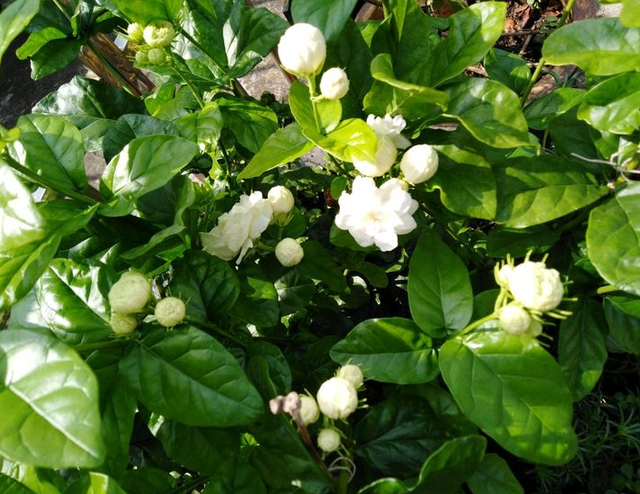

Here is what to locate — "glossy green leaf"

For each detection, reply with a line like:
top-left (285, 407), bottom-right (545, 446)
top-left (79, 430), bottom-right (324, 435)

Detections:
top-left (484, 49), bottom-right (530, 95)
top-left (358, 478), bottom-right (408, 494)
top-left (216, 97), bottom-right (278, 153)
top-left (604, 296), bottom-right (640, 354)
top-left (0, 330), bottom-right (105, 468)
top-left (103, 114), bottom-right (179, 163)
top-left (466, 453), bottom-right (524, 494)
top-left (291, 0), bottom-right (358, 43)
top-left (439, 331), bottom-right (577, 465)
top-left (412, 435), bottom-right (486, 494)
top-left (429, 2), bottom-right (506, 86)
top-left (230, 276), bottom-right (279, 328)
top-left (548, 107), bottom-right (600, 160)
top-left (247, 341), bottom-right (292, 397)
top-left (202, 460), bottom-right (267, 494)
top-left (118, 469), bottom-right (176, 494)
top-left (110, 0), bottom-right (178, 23)
top-left (0, 0), bottom-right (40, 72)
top-left (298, 240), bottom-right (348, 293)
top-left (238, 123), bottom-right (314, 179)
top-left (408, 230), bottom-right (473, 338)
top-left (275, 270), bottom-right (316, 316)
top-left (559, 299), bottom-right (608, 401)
top-left (587, 183), bottom-right (640, 295)
top-left (10, 114), bottom-right (87, 193)
top-left (486, 225), bottom-right (560, 258)
top-left (0, 464), bottom-right (63, 494)
top-left (331, 318), bottom-right (439, 384)
top-left (0, 474), bottom-right (39, 494)
top-left (621, 0), bottom-right (640, 27)
top-left (494, 156), bottom-right (610, 228)
top-left (543, 18), bottom-right (640, 75)
top-left (174, 104), bottom-right (223, 151)
top-left (443, 78), bottom-right (530, 148)
top-left (577, 72), bottom-right (640, 134)
top-left (64, 472), bottom-right (126, 494)
top-left (524, 88), bottom-right (584, 130)
top-left (156, 420), bottom-right (239, 475)
top-left (430, 143), bottom-right (496, 219)
top-left (38, 201), bottom-right (98, 238)
top-left (169, 250), bottom-right (241, 321)
top-left (16, 27), bottom-right (66, 60)
top-left (134, 325), bottom-right (263, 426)
top-left (99, 135), bottom-right (199, 217)
top-left (28, 38), bottom-right (82, 80)
top-left (0, 163), bottom-right (60, 311)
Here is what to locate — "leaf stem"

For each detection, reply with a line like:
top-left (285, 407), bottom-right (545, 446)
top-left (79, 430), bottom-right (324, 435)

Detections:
top-left (307, 76), bottom-right (324, 133)
top-left (596, 285), bottom-right (620, 295)
top-left (458, 312), bottom-right (498, 336)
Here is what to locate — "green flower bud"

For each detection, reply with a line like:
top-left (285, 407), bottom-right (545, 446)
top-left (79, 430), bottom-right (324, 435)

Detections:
top-left (108, 271), bottom-right (151, 313)
top-left (143, 20), bottom-right (175, 47)
top-left (110, 312), bottom-right (138, 335)
top-left (155, 297), bottom-right (186, 327)
top-left (317, 428), bottom-right (341, 453)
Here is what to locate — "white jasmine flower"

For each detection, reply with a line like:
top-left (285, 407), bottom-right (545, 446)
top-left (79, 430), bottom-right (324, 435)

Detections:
top-left (110, 312), bottom-right (138, 335)
top-left (143, 20), bottom-right (175, 47)
top-left (127, 23), bottom-right (144, 43)
top-left (320, 67), bottom-right (350, 100)
top-left (201, 192), bottom-right (273, 263)
top-left (352, 135), bottom-right (397, 177)
top-left (335, 176), bottom-right (418, 252)
top-left (316, 377), bottom-right (358, 420)
top-left (275, 238), bottom-right (304, 267)
top-left (400, 144), bottom-right (439, 184)
top-left (277, 23), bottom-right (326, 76)
top-left (267, 185), bottom-right (295, 215)
top-left (498, 304), bottom-right (532, 335)
top-left (317, 428), bottom-right (341, 453)
top-left (299, 395), bottom-right (320, 425)
top-left (366, 113), bottom-right (411, 149)
top-left (155, 297), bottom-right (186, 327)
top-left (108, 271), bottom-right (152, 313)
top-left (509, 261), bottom-right (564, 312)
top-left (336, 364), bottom-right (364, 389)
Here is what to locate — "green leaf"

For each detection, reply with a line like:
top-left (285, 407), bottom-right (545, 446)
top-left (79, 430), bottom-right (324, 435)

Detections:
top-left (558, 299), bottom-right (608, 401)
top-left (103, 114), bottom-right (179, 163)
top-left (543, 18), bottom-right (640, 76)
top-left (587, 183), bottom-right (640, 296)
top-left (28, 38), bottom-right (82, 80)
top-left (430, 143), bottom-right (496, 219)
top-left (408, 230), bottom-right (473, 338)
top-left (99, 135), bottom-right (200, 217)
top-left (298, 240), bottom-right (348, 293)
top-left (202, 459), bottom-right (267, 494)
top-left (0, 330), bottom-right (105, 468)
top-left (0, 464), bottom-right (63, 494)
top-left (216, 97), bottom-right (278, 153)
top-left (0, 0), bottom-right (40, 72)
top-left (621, 0), bottom-right (640, 27)
top-left (494, 156), bottom-right (610, 228)
top-left (10, 114), bottom-right (87, 193)
top-left (174, 104), bottom-right (223, 151)
top-left (38, 201), bottom-right (98, 238)
top-left (486, 225), bottom-right (561, 258)
top-left (443, 78), bottom-right (531, 148)
top-left (156, 420), bottom-right (239, 475)
top-left (291, 0), bottom-right (358, 44)
top-left (110, 0), bottom-right (178, 23)
top-left (64, 472), bottom-right (127, 494)
top-left (466, 454), bottom-right (524, 494)
top-left (604, 296), bottom-right (640, 354)
top-left (331, 318), bottom-right (438, 384)
top-left (247, 341), bottom-right (292, 396)
top-left (118, 468), bottom-right (176, 494)
top-left (230, 276), bottom-right (279, 328)
top-left (134, 326), bottom-right (264, 426)
top-left (524, 88), bottom-right (584, 130)
top-left (238, 123), bottom-right (314, 179)
top-left (275, 270), bottom-right (316, 316)
top-left (0, 163), bottom-right (60, 311)
top-left (429, 2), bottom-right (506, 86)
top-left (484, 49), bottom-right (530, 96)
top-left (0, 474), bottom-right (39, 494)
top-left (439, 331), bottom-right (577, 465)
top-left (577, 72), bottom-right (640, 134)
top-left (412, 435), bottom-right (487, 494)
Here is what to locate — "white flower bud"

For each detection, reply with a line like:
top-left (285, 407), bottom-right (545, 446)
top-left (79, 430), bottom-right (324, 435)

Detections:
top-left (143, 20), bottom-right (175, 47)
top-left (336, 364), bottom-right (363, 389)
top-left (108, 271), bottom-right (151, 313)
top-left (299, 395), bottom-right (320, 425)
top-left (317, 428), bottom-right (341, 453)
top-left (498, 304), bottom-right (532, 335)
top-left (134, 49), bottom-right (149, 65)
top-left (155, 297), bottom-right (186, 327)
top-left (267, 186), bottom-right (295, 215)
top-left (525, 320), bottom-right (543, 338)
top-left (127, 23), bottom-right (144, 43)
top-left (277, 23), bottom-right (326, 76)
top-left (316, 377), bottom-right (358, 420)
top-left (352, 135), bottom-right (397, 177)
top-left (320, 67), bottom-right (350, 100)
top-left (496, 264), bottom-right (513, 288)
top-left (147, 47), bottom-right (166, 65)
top-left (509, 261), bottom-right (564, 312)
top-left (400, 144), bottom-right (439, 184)
top-left (110, 312), bottom-right (138, 335)
top-left (275, 238), bottom-right (304, 267)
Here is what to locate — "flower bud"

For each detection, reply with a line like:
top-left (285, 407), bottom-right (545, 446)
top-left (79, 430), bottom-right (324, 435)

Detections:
top-left (495, 263), bottom-right (513, 288)
top-left (267, 186), bottom-right (295, 215)
top-left (336, 364), bottom-right (363, 389)
top-left (134, 49), bottom-right (149, 65)
top-left (498, 304), bottom-right (531, 335)
top-left (110, 312), bottom-right (138, 335)
top-left (525, 320), bottom-right (543, 338)
top-left (108, 271), bottom-right (151, 313)
top-left (127, 23), bottom-right (144, 43)
top-left (509, 261), bottom-right (564, 312)
top-left (352, 135), bottom-right (397, 177)
top-left (320, 67), bottom-right (349, 100)
top-left (155, 297), bottom-right (186, 327)
top-left (317, 428), bottom-right (341, 453)
top-left (299, 395), bottom-right (320, 425)
top-left (277, 23), bottom-right (326, 76)
top-left (316, 377), bottom-right (358, 420)
top-left (143, 20), bottom-right (175, 47)
top-left (275, 238), bottom-right (304, 267)
top-left (400, 144), bottom-right (439, 184)
top-left (147, 47), bottom-right (166, 65)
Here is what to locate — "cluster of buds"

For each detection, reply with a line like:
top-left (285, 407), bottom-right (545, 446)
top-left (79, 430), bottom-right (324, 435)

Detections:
top-left (269, 364), bottom-right (364, 455)
top-left (127, 20), bottom-right (176, 67)
top-left (494, 254), bottom-right (570, 338)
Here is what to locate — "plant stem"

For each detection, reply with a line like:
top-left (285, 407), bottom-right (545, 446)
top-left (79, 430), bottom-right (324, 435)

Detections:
top-left (170, 55), bottom-right (205, 108)
top-left (459, 312), bottom-right (498, 336)
top-left (338, 469), bottom-right (349, 494)
top-left (307, 76), bottom-right (324, 133)
top-left (520, 0), bottom-right (578, 104)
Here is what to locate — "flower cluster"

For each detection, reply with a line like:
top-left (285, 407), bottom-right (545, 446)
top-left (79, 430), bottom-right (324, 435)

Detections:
top-left (494, 254), bottom-right (568, 337)
top-left (108, 271), bottom-right (152, 335)
top-left (127, 20), bottom-right (176, 66)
